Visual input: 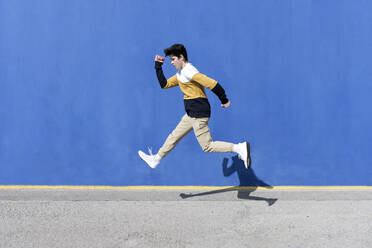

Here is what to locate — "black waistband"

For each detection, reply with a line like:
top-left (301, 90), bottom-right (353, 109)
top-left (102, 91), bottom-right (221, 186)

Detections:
top-left (184, 98), bottom-right (211, 118)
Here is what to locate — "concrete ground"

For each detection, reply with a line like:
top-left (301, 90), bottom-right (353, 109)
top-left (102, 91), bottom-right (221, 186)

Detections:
top-left (0, 188), bottom-right (371, 248)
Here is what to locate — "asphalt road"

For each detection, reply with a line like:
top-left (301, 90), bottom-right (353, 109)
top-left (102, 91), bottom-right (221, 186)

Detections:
top-left (0, 189), bottom-right (371, 248)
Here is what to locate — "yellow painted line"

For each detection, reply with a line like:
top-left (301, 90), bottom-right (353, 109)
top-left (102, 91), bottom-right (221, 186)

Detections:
top-left (0, 185), bottom-right (371, 190)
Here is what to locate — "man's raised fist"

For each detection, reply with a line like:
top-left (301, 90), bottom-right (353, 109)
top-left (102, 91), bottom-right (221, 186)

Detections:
top-left (155, 55), bottom-right (165, 63)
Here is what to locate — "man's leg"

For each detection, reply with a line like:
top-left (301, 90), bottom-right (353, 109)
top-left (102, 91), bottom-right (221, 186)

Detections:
top-left (157, 114), bottom-right (193, 158)
top-left (191, 117), bottom-right (251, 168)
top-left (138, 114), bottom-right (193, 169)
top-left (191, 117), bottom-right (233, 152)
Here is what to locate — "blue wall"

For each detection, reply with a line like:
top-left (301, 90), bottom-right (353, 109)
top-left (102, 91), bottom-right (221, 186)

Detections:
top-left (1, 0), bottom-right (371, 186)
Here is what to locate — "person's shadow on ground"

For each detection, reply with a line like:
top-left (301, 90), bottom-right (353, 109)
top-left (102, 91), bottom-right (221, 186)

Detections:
top-left (180, 155), bottom-right (278, 206)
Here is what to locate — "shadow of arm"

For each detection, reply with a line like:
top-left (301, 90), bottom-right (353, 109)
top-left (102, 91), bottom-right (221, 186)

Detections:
top-left (222, 158), bottom-right (236, 177)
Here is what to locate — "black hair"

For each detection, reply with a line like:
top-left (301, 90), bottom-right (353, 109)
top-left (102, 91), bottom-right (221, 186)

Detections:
top-left (164, 43), bottom-right (188, 62)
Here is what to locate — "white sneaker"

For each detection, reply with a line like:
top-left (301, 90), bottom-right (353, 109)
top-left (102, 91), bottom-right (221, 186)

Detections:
top-left (138, 148), bottom-right (160, 169)
top-left (236, 142), bottom-right (251, 169)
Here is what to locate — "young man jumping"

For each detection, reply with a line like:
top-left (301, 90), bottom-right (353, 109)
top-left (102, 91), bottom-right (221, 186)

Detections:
top-left (138, 44), bottom-right (251, 169)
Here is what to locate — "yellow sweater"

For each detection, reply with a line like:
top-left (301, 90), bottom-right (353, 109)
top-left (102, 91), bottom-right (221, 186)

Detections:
top-left (155, 61), bottom-right (228, 117)
top-left (164, 63), bottom-right (218, 100)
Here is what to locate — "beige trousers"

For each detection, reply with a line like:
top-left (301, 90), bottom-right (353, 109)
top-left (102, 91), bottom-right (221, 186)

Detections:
top-left (157, 114), bottom-right (234, 158)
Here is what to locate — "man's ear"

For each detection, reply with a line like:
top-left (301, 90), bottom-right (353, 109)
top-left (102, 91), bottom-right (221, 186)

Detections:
top-left (179, 54), bottom-right (185, 61)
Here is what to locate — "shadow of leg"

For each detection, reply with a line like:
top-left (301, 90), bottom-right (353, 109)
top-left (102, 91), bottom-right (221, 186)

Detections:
top-left (237, 190), bottom-right (278, 206)
top-left (180, 187), bottom-right (236, 199)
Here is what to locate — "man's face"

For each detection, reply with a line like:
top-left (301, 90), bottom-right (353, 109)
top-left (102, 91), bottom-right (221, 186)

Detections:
top-left (169, 55), bottom-right (185, 70)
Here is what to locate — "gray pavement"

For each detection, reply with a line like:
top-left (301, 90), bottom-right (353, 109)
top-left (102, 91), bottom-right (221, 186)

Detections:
top-left (0, 189), bottom-right (371, 248)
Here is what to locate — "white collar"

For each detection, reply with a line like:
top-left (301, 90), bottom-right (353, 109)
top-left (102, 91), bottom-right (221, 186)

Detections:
top-left (177, 63), bottom-right (199, 83)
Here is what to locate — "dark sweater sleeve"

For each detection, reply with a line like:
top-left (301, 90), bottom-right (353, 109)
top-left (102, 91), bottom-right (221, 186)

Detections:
top-left (155, 61), bottom-right (167, 88)
top-left (211, 83), bottom-right (229, 104)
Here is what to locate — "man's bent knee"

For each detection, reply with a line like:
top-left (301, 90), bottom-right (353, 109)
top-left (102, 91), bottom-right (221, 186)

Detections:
top-left (201, 143), bottom-right (213, 152)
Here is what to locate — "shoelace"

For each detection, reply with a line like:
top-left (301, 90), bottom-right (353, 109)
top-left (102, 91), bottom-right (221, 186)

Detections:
top-left (147, 147), bottom-right (154, 156)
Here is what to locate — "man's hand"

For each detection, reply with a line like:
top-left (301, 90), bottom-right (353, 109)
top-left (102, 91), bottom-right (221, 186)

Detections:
top-left (155, 55), bottom-right (165, 63)
top-left (221, 100), bottom-right (231, 108)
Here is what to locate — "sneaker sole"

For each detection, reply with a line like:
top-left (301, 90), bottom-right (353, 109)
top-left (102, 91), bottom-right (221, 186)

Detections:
top-left (246, 142), bottom-right (251, 169)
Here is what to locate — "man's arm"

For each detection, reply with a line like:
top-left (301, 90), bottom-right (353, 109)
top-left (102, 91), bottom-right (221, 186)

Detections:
top-left (211, 83), bottom-right (229, 105)
top-left (155, 61), bottom-right (167, 88)
top-left (154, 55), bottom-right (178, 89)
top-left (192, 73), bottom-right (230, 106)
